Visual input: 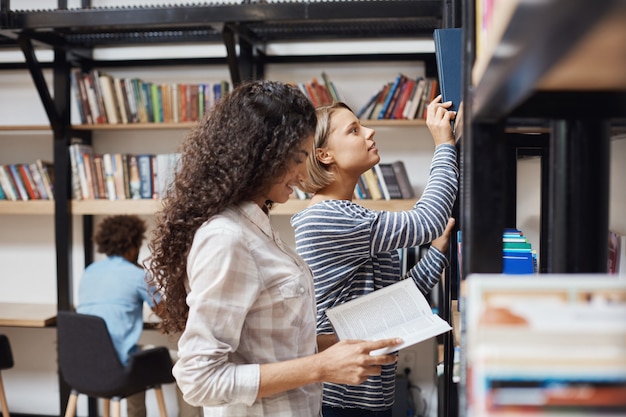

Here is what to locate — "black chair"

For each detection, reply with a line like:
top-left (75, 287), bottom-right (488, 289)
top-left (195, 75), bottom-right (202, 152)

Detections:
top-left (57, 311), bottom-right (176, 417)
top-left (0, 334), bottom-right (14, 417)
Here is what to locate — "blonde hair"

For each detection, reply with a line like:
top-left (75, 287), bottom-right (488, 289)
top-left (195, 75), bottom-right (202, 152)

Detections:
top-left (299, 101), bottom-right (353, 194)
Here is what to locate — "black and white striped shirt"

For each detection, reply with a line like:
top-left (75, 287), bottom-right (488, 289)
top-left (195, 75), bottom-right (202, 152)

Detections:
top-left (291, 144), bottom-right (458, 411)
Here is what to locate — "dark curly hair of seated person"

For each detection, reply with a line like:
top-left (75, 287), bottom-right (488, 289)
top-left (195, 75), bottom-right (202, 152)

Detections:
top-left (146, 79), bottom-right (317, 335)
top-left (94, 214), bottom-right (147, 257)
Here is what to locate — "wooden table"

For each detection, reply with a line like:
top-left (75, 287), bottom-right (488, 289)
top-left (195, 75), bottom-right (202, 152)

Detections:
top-left (0, 303), bottom-right (57, 327)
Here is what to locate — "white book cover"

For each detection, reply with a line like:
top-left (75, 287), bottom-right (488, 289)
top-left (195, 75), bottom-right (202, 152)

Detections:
top-left (326, 278), bottom-right (451, 356)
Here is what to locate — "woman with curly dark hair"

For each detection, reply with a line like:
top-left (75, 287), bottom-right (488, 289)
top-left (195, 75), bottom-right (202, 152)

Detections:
top-left (146, 80), bottom-right (401, 416)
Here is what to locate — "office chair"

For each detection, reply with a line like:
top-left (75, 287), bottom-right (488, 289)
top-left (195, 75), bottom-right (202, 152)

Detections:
top-left (57, 311), bottom-right (176, 417)
top-left (0, 334), bottom-right (14, 417)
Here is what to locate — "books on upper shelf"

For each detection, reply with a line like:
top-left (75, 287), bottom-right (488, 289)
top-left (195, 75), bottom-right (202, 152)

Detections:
top-left (327, 278), bottom-right (452, 356)
top-left (68, 143), bottom-right (179, 200)
top-left (71, 68), bottom-right (231, 125)
top-left (357, 74), bottom-right (438, 120)
top-left (462, 274), bottom-right (626, 416)
top-left (0, 160), bottom-right (55, 201)
top-left (295, 72), bottom-right (341, 108)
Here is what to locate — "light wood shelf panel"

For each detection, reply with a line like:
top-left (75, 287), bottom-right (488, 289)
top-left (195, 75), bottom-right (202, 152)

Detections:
top-left (72, 122), bottom-right (198, 131)
top-left (0, 200), bottom-right (54, 214)
top-left (71, 119), bottom-right (426, 131)
top-left (71, 199), bottom-right (163, 215)
top-left (0, 125), bottom-right (50, 131)
top-left (271, 199), bottom-right (416, 215)
top-left (70, 198), bottom-right (416, 216)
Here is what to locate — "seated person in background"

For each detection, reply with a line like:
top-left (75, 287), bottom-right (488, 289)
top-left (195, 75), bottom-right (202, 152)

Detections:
top-left (77, 214), bottom-right (201, 417)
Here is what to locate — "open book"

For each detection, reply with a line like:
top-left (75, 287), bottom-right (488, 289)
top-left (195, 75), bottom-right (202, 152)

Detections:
top-left (326, 279), bottom-right (452, 356)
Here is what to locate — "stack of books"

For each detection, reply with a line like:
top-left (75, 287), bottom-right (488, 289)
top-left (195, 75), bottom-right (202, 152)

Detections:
top-left (456, 229), bottom-right (537, 278)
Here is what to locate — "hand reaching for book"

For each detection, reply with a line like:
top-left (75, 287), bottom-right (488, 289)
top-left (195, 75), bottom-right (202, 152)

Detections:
top-left (426, 94), bottom-right (456, 147)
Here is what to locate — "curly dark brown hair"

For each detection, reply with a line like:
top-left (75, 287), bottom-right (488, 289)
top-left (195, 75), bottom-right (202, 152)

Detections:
top-left (94, 215), bottom-right (146, 257)
top-left (146, 80), bottom-right (317, 334)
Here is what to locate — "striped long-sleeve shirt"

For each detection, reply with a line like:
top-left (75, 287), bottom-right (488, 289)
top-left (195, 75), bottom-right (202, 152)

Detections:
top-left (290, 144), bottom-right (458, 411)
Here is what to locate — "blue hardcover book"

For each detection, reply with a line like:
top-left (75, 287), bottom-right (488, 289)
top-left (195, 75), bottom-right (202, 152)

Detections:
top-left (377, 74), bottom-right (403, 120)
top-left (433, 28), bottom-right (463, 112)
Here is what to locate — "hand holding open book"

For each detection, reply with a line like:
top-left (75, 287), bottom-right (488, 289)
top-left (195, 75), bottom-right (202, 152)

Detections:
top-left (326, 279), bottom-right (452, 356)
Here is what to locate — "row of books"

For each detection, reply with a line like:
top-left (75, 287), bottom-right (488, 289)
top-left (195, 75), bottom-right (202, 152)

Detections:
top-left (0, 160), bottom-right (55, 201)
top-left (71, 68), bottom-right (230, 125)
top-left (357, 75), bottom-right (439, 121)
top-left (463, 274), bottom-right (626, 416)
top-left (291, 160), bottom-right (415, 201)
top-left (295, 73), bottom-right (341, 108)
top-left (69, 143), bottom-right (180, 201)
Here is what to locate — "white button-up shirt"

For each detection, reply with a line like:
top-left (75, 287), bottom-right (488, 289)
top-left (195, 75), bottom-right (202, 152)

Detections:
top-left (174, 201), bottom-right (322, 417)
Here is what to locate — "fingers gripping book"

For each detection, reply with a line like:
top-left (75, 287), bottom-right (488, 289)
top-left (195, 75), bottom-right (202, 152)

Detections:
top-left (326, 279), bottom-right (452, 356)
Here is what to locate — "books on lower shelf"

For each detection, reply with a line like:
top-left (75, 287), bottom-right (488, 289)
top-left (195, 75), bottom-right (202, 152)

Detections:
top-left (462, 274), bottom-right (626, 416)
top-left (0, 160), bottom-right (55, 201)
top-left (289, 160), bottom-right (415, 202)
top-left (71, 68), bottom-right (231, 125)
top-left (354, 161), bottom-right (414, 201)
top-left (68, 143), bottom-right (179, 201)
top-left (327, 278), bottom-right (452, 356)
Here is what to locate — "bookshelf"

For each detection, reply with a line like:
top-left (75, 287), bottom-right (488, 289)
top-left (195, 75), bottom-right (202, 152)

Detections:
top-left (459, 0), bottom-right (626, 416)
top-left (0, 2), bottom-right (446, 415)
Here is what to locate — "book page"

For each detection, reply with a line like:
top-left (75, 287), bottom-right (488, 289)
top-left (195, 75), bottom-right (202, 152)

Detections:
top-left (326, 279), bottom-right (451, 356)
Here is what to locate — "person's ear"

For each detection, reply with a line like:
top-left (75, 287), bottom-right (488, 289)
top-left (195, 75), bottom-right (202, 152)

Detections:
top-left (316, 147), bottom-right (334, 164)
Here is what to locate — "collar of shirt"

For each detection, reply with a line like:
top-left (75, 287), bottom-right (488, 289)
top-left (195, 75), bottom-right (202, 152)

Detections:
top-left (236, 201), bottom-right (285, 249)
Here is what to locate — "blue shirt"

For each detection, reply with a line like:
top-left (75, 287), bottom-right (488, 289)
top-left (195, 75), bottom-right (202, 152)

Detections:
top-left (77, 255), bottom-right (160, 365)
